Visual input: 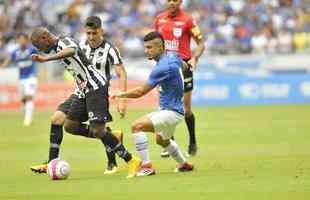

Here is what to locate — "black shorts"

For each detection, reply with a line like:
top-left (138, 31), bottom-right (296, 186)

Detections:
top-left (183, 64), bottom-right (194, 92)
top-left (66, 86), bottom-right (113, 124)
top-left (56, 94), bottom-right (78, 114)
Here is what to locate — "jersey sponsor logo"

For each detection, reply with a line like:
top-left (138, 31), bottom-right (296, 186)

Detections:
top-left (165, 40), bottom-right (179, 51)
top-left (88, 111), bottom-right (98, 121)
top-left (175, 21), bottom-right (185, 26)
top-left (173, 28), bottom-right (182, 38)
top-left (158, 19), bottom-right (167, 23)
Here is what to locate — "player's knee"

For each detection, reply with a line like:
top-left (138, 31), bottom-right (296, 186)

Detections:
top-left (156, 135), bottom-right (169, 147)
top-left (64, 120), bottom-right (78, 134)
top-left (51, 111), bottom-right (66, 125)
top-left (131, 122), bottom-right (143, 133)
top-left (90, 124), bottom-right (105, 138)
top-left (185, 110), bottom-right (193, 118)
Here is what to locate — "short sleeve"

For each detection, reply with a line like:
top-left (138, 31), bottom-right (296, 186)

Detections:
top-left (58, 37), bottom-right (78, 50)
top-left (146, 66), bottom-right (169, 87)
top-left (188, 16), bottom-right (203, 39)
top-left (108, 46), bottom-right (123, 65)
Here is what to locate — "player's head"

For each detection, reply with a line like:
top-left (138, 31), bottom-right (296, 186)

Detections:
top-left (84, 16), bottom-right (104, 48)
top-left (143, 31), bottom-right (165, 61)
top-left (166, 0), bottom-right (182, 15)
top-left (16, 33), bottom-right (29, 49)
top-left (30, 27), bottom-right (56, 53)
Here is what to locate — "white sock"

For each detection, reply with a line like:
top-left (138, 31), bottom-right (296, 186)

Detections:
top-left (165, 139), bottom-right (186, 164)
top-left (133, 132), bottom-right (150, 165)
top-left (24, 100), bottom-right (34, 123)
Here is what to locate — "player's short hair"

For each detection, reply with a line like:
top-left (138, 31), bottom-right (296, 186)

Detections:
top-left (85, 16), bottom-right (102, 29)
top-left (143, 31), bottom-right (164, 44)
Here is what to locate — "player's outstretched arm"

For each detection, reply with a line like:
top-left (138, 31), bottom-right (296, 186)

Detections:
top-left (31, 48), bottom-right (75, 63)
top-left (112, 83), bottom-right (154, 99)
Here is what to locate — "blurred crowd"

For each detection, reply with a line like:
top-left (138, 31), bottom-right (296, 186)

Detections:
top-left (0, 0), bottom-right (310, 61)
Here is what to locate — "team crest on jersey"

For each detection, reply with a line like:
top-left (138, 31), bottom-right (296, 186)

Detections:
top-left (173, 28), bottom-right (182, 38)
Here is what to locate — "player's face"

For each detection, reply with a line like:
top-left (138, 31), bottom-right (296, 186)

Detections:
top-left (144, 38), bottom-right (164, 60)
top-left (85, 27), bottom-right (103, 48)
top-left (32, 35), bottom-right (51, 53)
top-left (166, 0), bottom-right (182, 14)
top-left (17, 36), bottom-right (29, 49)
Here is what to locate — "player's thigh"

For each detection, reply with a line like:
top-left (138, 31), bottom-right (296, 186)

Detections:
top-left (85, 86), bottom-right (112, 124)
top-left (147, 110), bottom-right (183, 140)
top-left (132, 115), bottom-right (155, 133)
top-left (66, 95), bottom-right (88, 123)
top-left (182, 68), bottom-right (194, 93)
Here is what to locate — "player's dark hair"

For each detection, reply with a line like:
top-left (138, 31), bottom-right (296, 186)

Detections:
top-left (85, 16), bottom-right (102, 29)
top-left (144, 31), bottom-right (164, 43)
top-left (143, 31), bottom-right (165, 48)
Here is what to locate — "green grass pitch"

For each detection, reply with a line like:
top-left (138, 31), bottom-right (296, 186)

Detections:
top-left (0, 105), bottom-right (310, 200)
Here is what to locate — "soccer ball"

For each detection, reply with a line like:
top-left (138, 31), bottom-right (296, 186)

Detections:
top-left (47, 159), bottom-right (70, 180)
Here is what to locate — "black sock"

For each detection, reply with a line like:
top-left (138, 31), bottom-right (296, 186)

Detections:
top-left (101, 132), bottom-right (132, 162)
top-left (185, 114), bottom-right (196, 145)
top-left (105, 148), bottom-right (117, 166)
top-left (48, 124), bottom-right (63, 162)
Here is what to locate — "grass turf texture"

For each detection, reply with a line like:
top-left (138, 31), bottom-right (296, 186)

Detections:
top-left (0, 105), bottom-right (309, 200)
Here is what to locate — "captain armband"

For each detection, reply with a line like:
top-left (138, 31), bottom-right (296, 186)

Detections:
top-left (191, 26), bottom-right (203, 40)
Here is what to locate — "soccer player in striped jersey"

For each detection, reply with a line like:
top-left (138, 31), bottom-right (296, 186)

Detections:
top-left (80, 16), bottom-right (128, 174)
top-left (30, 17), bottom-right (127, 175)
top-left (30, 27), bottom-right (141, 178)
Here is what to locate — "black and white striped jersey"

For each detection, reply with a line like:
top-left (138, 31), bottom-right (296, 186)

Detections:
top-left (79, 39), bottom-right (123, 83)
top-left (54, 36), bottom-right (107, 93)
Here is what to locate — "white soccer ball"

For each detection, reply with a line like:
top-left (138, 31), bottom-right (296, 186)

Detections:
top-left (47, 158), bottom-right (70, 180)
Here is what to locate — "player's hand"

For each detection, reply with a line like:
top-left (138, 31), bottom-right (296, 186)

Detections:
top-left (31, 54), bottom-right (48, 62)
top-left (117, 99), bottom-right (126, 118)
top-left (187, 58), bottom-right (197, 71)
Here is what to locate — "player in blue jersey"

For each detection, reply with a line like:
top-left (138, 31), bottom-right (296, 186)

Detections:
top-left (112, 32), bottom-right (194, 176)
top-left (0, 33), bottom-right (38, 126)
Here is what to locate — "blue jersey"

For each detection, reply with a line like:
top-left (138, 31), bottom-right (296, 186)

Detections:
top-left (147, 52), bottom-right (184, 115)
top-left (11, 44), bottom-right (37, 79)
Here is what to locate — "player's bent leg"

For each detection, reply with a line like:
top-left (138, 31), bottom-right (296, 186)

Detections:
top-left (157, 134), bottom-right (194, 173)
top-left (49, 111), bottom-right (66, 161)
top-left (30, 111), bottom-right (66, 174)
top-left (64, 119), bottom-right (94, 138)
top-left (184, 91), bottom-right (197, 157)
top-left (89, 122), bottom-right (140, 178)
top-left (103, 126), bottom-right (123, 175)
top-left (132, 116), bottom-right (156, 177)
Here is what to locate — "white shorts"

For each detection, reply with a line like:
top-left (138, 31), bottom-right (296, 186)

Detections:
top-left (147, 110), bottom-right (184, 140)
top-left (18, 77), bottom-right (38, 97)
